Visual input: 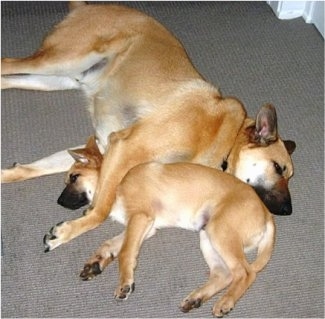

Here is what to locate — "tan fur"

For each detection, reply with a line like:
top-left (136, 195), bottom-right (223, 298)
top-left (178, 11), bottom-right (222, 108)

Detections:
top-left (73, 142), bottom-right (276, 317)
top-left (2, 3), bottom-right (295, 252)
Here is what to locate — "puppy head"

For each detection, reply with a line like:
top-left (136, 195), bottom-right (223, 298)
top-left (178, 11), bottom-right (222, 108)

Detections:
top-left (234, 104), bottom-right (296, 215)
top-left (57, 136), bottom-right (102, 210)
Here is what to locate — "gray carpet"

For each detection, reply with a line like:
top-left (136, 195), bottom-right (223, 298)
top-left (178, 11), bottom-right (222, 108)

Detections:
top-left (1, 1), bottom-right (324, 318)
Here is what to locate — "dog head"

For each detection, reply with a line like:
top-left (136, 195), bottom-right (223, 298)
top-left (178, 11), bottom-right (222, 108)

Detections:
top-left (57, 136), bottom-right (102, 210)
top-left (232, 104), bottom-right (296, 216)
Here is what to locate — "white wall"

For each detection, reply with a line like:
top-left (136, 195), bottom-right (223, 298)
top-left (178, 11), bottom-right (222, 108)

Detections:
top-left (267, 1), bottom-right (324, 38)
top-left (303, 1), bottom-right (324, 37)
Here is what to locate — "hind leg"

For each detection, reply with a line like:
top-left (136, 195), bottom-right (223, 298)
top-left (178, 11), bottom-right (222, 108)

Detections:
top-left (212, 257), bottom-right (256, 318)
top-left (1, 6), bottom-right (109, 91)
top-left (203, 221), bottom-right (257, 317)
top-left (180, 230), bottom-right (232, 313)
top-left (1, 146), bottom-right (85, 183)
top-left (1, 51), bottom-right (105, 91)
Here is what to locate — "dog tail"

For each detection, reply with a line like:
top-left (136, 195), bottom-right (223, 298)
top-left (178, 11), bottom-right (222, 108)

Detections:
top-left (69, 1), bottom-right (87, 12)
top-left (250, 218), bottom-right (275, 273)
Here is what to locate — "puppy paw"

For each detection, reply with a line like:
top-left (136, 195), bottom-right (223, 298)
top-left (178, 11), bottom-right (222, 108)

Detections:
top-left (80, 261), bottom-right (102, 280)
top-left (114, 282), bottom-right (135, 300)
top-left (212, 297), bottom-right (234, 317)
top-left (180, 297), bottom-right (202, 313)
top-left (80, 253), bottom-right (115, 280)
top-left (43, 221), bottom-right (72, 252)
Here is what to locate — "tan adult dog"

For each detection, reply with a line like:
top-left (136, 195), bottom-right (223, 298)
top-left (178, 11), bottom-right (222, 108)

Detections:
top-left (2, 2), bottom-right (296, 251)
top-left (59, 138), bottom-right (275, 317)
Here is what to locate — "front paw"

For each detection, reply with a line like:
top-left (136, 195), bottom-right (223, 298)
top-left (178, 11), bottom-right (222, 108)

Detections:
top-left (114, 282), bottom-right (135, 300)
top-left (43, 221), bottom-right (72, 252)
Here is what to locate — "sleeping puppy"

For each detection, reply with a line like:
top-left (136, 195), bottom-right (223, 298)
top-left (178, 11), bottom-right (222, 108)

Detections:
top-left (58, 136), bottom-right (275, 317)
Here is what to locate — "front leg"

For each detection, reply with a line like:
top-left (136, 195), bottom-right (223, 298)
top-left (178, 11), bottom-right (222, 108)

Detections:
top-left (80, 227), bottom-right (157, 280)
top-left (42, 121), bottom-right (193, 250)
top-left (42, 130), bottom-right (139, 251)
top-left (43, 210), bottom-right (108, 252)
top-left (1, 147), bottom-right (83, 183)
top-left (115, 213), bottom-right (154, 300)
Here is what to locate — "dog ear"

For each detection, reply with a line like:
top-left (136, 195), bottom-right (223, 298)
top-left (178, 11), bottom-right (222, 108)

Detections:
top-left (250, 104), bottom-right (278, 145)
top-left (284, 140), bottom-right (296, 155)
top-left (85, 135), bottom-right (101, 155)
top-left (68, 149), bottom-right (90, 164)
top-left (84, 136), bottom-right (103, 165)
top-left (68, 136), bottom-right (103, 166)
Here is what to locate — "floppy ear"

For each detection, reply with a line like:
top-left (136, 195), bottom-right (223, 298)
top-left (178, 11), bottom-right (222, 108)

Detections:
top-left (284, 140), bottom-right (296, 155)
top-left (251, 104), bottom-right (278, 145)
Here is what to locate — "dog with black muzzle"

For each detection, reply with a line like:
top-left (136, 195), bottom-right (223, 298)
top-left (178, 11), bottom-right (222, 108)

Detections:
top-left (56, 103), bottom-right (295, 217)
top-left (2, 2), bottom-right (296, 252)
top-left (58, 135), bottom-right (277, 317)
top-left (57, 137), bottom-right (102, 210)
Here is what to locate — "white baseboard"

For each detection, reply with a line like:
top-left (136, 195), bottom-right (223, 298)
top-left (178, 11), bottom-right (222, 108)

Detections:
top-left (303, 1), bottom-right (324, 38)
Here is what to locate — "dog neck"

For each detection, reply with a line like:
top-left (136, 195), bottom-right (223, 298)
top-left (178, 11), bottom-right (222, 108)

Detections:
top-left (222, 118), bottom-right (254, 175)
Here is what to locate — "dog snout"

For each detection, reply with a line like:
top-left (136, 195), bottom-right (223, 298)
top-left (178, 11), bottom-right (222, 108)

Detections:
top-left (253, 180), bottom-right (292, 216)
top-left (57, 185), bottom-right (89, 210)
top-left (279, 200), bottom-right (292, 216)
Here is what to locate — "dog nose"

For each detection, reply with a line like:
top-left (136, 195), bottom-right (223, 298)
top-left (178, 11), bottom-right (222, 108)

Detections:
top-left (280, 201), bottom-right (292, 215)
top-left (57, 187), bottom-right (89, 210)
top-left (252, 185), bottom-right (293, 216)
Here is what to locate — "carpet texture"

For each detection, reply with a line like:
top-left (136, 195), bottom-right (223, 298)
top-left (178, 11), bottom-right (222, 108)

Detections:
top-left (1, 2), bottom-right (324, 318)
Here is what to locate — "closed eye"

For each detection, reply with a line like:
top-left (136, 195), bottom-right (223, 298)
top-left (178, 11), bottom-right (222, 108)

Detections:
top-left (273, 162), bottom-right (284, 175)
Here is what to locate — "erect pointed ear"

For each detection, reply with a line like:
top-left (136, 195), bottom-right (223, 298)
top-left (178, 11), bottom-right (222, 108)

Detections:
top-left (284, 140), bottom-right (296, 155)
top-left (252, 104), bottom-right (278, 145)
top-left (68, 149), bottom-right (90, 164)
top-left (68, 136), bottom-right (103, 166)
top-left (85, 135), bottom-right (101, 156)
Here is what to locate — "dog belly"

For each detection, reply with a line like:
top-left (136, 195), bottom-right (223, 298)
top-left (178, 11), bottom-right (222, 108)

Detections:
top-left (116, 163), bottom-right (221, 232)
top-left (110, 191), bottom-right (211, 232)
top-left (109, 194), bottom-right (198, 230)
top-left (153, 200), bottom-right (213, 232)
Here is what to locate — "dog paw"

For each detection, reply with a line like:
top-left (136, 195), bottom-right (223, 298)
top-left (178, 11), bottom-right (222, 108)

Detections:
top-left (80, 252), bottom-right (115, 280)
top-left (1, 163), bottom-right (30, 183)
top-left (114, 282), bottom-right (135, 300)
top-left (1, 166), bottom-right (18, 183)
top-left (212, 297), bottom-right (234, 317)
top-left (180, 297), bottom-right (202, 313)
top-left (80, 262), bottom-right (102, 280)
top-left (43, 221), bottom-right (72, 252)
